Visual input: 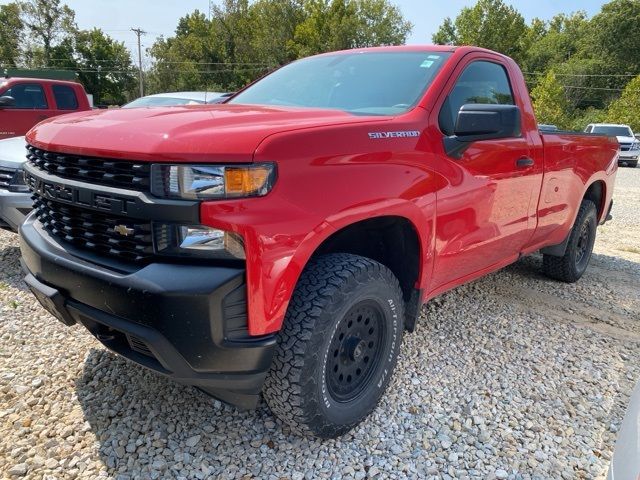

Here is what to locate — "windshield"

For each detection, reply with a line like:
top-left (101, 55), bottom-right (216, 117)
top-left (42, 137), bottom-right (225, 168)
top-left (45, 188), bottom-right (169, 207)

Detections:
top-left (592, 125), bottom-right (633, 137)
top-left (229, 51), bottom-right (451, 115)
top-left (122, 96), bottom-right (205, 108)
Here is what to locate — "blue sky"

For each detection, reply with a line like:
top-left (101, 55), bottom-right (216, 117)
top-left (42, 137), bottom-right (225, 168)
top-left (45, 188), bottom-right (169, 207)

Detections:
top-left (3, 0), bottom-right (609, 61)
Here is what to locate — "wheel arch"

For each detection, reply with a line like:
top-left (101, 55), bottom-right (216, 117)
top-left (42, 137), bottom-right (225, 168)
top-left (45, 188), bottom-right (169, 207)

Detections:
top-left (583, 179), bottom-right (606, 221)
top-left (311, 215), bottom-right (425, 331)
top-left (541, 179), bottom-right (606, 257)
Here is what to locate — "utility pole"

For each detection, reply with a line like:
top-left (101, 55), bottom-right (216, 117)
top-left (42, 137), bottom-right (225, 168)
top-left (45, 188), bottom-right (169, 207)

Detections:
top-left (131, 28), bottom-right (146, 98)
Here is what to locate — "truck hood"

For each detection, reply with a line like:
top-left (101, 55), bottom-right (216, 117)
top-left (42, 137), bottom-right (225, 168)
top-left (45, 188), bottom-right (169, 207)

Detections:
top-left (0, 136), bottom-right (27, 169)
top-left (616, 135), bottom-right (636, 144)
top-left (26, 104), bottom-right (385, 162)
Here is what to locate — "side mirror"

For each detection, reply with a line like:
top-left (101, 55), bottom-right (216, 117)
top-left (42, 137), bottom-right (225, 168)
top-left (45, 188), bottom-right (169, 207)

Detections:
top-left (444, 104), bottom-right (521, 158)
top-left (0, 96), bottom-right (15, 108)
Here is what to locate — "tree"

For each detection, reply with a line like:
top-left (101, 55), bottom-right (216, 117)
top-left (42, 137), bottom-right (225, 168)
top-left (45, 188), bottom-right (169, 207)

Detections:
top-left (19, 0), bottom-right (76, 66)
top-left (432, 0), bottom-right (528, 65)
top-left (74, 29), bottom-right (136, 105)
top-left (249, 0), bottom-right (305, 65)
top-left (522, 12), bottom-right (590, 75)
top-left (0, 3), bottom-right (23, 67)
top-left (292, 0), bottom-right (411, 57)
top-left (607, 75), bottom-right (640, 132)
top-left (589, 0), bottom-right (640, 77)
top-left (147, 0), bottom-right (412, 93)
top-left (531, 71), bottom-right (570, 129)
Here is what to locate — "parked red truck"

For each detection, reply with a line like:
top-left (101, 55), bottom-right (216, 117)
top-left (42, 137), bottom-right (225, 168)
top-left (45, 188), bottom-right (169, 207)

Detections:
top-left (19, 46), bottom-right (617, 438)
top-left (0, 77), bottom-right (91, 139)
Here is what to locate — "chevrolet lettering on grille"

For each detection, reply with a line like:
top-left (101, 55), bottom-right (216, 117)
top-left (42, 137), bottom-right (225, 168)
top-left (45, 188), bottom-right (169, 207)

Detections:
top-left (25, 171), bottom-right (135, 216)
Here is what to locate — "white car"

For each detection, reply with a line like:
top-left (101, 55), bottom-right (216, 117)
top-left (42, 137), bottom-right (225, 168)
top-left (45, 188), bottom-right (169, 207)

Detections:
top-left (122, 91), bottom-right (229, 108)
top-left (585, 123), bottom-right (639, 168)
top-left (0, 136), bottom-right (31, 231)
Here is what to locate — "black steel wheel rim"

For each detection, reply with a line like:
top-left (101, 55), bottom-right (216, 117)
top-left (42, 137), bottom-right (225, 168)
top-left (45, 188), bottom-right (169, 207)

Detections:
top-left (575, 222), bottom-right (591, 266)
top-left (326, 300), bottom-right (385, 403)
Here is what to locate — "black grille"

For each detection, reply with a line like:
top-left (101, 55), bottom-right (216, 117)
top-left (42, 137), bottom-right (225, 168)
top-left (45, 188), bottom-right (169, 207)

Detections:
top-left (0, 167), bottom-right (15, 189)
top-left (620, 143), bottom-right (631, 152)
top-left (32, 193), bottom-right (153, 263)
top-left (26, 145), bottom-right (151, 191)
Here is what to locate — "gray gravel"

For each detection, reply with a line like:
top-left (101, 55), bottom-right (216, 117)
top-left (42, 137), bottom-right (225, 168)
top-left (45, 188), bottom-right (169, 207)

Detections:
top-left (1, 167), bottom-right (640, 479)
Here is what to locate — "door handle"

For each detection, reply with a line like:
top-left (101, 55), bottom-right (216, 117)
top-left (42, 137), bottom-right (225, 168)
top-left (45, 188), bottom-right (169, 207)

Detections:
top-left (516, 157), bottom-right (534, 168)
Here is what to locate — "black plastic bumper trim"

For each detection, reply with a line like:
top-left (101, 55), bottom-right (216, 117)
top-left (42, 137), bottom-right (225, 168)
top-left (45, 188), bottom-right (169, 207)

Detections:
top-left (20, 216), bottom-right (276, 409)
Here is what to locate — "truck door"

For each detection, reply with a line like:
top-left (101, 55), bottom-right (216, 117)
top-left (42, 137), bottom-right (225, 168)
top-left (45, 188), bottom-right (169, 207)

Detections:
top-left (0, 82), bottom-right (55, 139)
top-left (428, 56), bottom-right (543, 290)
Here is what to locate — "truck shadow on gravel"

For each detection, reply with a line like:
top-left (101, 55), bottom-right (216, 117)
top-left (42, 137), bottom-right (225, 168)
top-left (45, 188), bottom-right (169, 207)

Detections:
top-left (70, 251), bottom-right (640, 477)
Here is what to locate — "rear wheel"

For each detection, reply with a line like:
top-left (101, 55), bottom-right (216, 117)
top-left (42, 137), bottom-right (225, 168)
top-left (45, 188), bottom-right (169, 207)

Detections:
top-left (542, 199), bottom-right (597, 283)
top-left (263, 253), bottom-right (404, 438)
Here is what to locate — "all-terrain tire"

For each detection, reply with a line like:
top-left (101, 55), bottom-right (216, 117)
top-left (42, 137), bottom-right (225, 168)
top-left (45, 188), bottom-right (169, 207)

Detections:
top-left (263, 253), bottom-right (405, 438)
top-left (543, 199), bottom-right (598, 283)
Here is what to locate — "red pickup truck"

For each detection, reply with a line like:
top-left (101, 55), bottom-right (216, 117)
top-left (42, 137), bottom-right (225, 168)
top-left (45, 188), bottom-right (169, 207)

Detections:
top-left (19, 46), bottom-right (617, 438)
top-left (0, 77), bottom-right (91, 139)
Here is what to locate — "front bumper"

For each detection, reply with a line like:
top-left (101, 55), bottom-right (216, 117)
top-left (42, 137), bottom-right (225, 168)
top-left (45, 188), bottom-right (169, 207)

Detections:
top-left (0, 188), bottom-right (32, 232)
top-left (618, 152), bottom-right (639, 162)
top-left (19, 215), bottom-right (276, 409)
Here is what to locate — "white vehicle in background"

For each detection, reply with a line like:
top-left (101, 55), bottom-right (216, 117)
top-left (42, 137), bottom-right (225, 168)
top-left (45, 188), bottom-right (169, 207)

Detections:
top-left (0, 136), bottom-right (30, 231)
top-left (585, 123), bottom-right (639, 168)
top-left (122, 91), bottom-right (228, 108)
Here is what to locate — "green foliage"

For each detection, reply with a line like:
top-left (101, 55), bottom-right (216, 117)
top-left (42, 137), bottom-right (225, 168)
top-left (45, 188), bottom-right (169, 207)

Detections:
top-left (74, 29), bottom-right (136, 104)
top-left (0, 3), bottom-right (23, 67)
top-left (522, 12), bottom-right (590, 75)
top-left (148, 0), bottom-right (412, 93)
top-left (19, 0), bottom-right (76, 65)
top-left (435, 0), bottom-right (640, 131)
top-left (569, 107), bottom-right (607, 131)
top-left (531, 71), bottom-right (570, 129)
top-left (589, 0), bottom-right (640, 77)
top-left (606, 75), bottom-right (640, 131)
top-left (432, 0), bottom-right (528, 64)
top-left (292, 0), bottom-right (411, 56)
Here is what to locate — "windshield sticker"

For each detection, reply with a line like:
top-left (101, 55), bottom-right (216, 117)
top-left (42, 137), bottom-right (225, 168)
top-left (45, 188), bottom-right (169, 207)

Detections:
top-left (369, 131), bottom-right (420, 139)
top-left (420, 60), bottom-right (434, 68)
top-left (427, 55), bottom-right (440, 60)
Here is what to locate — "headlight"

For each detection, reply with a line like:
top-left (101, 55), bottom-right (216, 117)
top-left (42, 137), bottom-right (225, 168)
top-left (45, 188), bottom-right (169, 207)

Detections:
top-left (154, 224), bottom-right (245, 260)
top-left (8, 169), bottom-right (29, 193)
top-left (631, 142), bottom-right (640, 151)
top-left (151, 164), bottom-right (276, 200)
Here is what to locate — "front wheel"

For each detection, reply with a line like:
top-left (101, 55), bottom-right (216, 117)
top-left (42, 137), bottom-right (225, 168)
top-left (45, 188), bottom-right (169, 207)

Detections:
top-left (542, 199), bottom-right (598, 283)
top-left (263, 253), bottom-right (404, 438)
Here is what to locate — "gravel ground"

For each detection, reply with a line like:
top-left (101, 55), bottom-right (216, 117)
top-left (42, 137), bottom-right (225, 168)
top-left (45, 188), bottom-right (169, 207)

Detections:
top-left (1, 167), bottom-right (639, 480)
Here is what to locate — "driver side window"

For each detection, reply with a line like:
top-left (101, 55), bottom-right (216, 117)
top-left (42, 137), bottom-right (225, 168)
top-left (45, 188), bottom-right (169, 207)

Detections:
top-left (439, 61), bottom-right (514, 135)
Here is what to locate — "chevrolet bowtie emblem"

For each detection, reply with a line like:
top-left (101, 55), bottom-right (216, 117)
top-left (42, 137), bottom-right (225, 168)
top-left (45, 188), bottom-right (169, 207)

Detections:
top-left (114, 224), bottom-right (135, 236)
